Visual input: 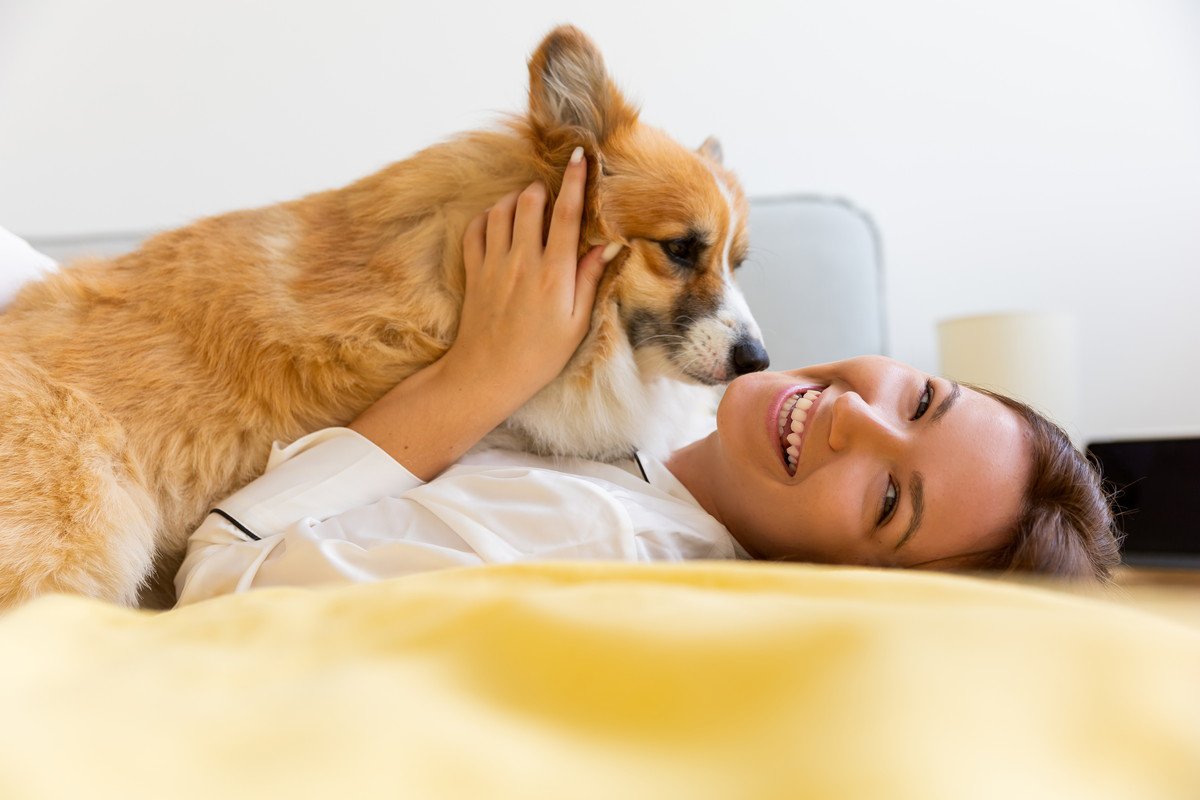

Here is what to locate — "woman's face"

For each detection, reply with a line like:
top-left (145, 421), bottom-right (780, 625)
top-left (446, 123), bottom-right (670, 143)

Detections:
top-left (674, 356), bottom-right (1031, 568)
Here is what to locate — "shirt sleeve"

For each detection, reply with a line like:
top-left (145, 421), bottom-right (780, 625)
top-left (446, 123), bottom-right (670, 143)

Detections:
top-left (174, 427), bottom-right (431, 605)
top-left (215, 427), bottom-right (424, 539)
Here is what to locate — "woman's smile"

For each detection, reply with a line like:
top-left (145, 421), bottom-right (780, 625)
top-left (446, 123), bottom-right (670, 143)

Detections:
top-left (770, 385), bottom-right (826, 476)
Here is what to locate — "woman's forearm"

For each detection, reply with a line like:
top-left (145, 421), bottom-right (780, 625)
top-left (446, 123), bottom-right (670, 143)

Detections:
top-left (347, 351), bottom-right (527, 481)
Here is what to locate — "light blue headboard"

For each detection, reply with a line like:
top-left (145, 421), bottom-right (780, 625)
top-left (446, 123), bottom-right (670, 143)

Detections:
top-left (25, 231), bottom-right (146, 263)
top-left (739, 195), bottom-right (887, 371)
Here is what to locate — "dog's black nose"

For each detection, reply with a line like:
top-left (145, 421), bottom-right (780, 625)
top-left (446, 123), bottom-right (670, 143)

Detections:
top-left (730, 338), bottom-right (770, 376)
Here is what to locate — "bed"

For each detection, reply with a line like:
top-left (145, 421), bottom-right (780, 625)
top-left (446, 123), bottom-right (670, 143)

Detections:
top-left (3, 200), bottom-right (1198, 799)
top-left (1, 563), bottom-right (1198, 799)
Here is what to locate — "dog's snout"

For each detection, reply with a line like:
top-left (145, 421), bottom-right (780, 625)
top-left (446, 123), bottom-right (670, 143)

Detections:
top-left (730, 338), bottom-right (770, 376)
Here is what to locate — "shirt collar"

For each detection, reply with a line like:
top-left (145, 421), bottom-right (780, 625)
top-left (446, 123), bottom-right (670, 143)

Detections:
top-left (634, 451), bottom-right (754, 560)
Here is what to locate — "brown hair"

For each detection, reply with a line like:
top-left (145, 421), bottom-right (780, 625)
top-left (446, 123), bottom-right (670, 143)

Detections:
top-left (969, 387), bottom-right (1123, 584)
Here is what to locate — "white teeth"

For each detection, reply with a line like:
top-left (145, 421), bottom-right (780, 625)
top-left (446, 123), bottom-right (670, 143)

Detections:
top-left (777, 389), bottom-right (822, 475)
top-left (776, 396), bottom-right (800, 433)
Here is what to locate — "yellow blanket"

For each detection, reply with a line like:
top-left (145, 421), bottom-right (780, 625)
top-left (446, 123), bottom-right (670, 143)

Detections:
top-left (1, 562), bottom-right (1197, 800)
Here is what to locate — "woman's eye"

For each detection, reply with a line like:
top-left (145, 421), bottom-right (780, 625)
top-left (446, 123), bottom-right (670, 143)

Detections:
top-left (912, 379), bottom-right (933, 420)
top-left (660, 236), bottom-right (699, 267)
top-left (878, 478), bottom-right (898, 526)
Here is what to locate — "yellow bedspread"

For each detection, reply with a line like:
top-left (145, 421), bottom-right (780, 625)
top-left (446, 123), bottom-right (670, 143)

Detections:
top-left (0, 562), bottom-right (1197, 800)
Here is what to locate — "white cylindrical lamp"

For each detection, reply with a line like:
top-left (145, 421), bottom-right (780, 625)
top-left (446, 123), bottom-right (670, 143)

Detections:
top-left (937, 311), bottom-right (1081, 446)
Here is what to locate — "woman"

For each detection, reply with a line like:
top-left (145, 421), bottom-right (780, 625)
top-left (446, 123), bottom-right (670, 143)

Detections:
top-left (175, 149), bottom-right (1119, 606)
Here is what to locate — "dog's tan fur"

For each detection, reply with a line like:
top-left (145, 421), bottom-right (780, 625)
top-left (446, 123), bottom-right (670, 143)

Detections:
top-left (0, 27), bottom-right (762, 608)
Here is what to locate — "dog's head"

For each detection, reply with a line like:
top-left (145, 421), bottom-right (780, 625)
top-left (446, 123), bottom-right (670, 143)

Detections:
top-left (522, 26), bottom-right (769, 386)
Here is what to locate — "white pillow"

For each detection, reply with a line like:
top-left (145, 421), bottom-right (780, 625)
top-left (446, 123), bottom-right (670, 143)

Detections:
top-left (0, 226), bottom-right (57, 310)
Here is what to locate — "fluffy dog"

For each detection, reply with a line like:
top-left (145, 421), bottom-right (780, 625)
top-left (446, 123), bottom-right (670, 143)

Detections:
top-left (0, 26), bottom-right (767, 608)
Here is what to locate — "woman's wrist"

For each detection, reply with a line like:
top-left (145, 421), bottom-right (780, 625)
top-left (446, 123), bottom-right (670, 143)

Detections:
top-left (348, 353), bottom-right (528, 481)
top-left (439, 342), bottom-right (557, 412)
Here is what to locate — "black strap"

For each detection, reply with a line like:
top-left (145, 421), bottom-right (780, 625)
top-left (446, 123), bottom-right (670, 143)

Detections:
top-left (209, 508), bottom-right (261, 541)
top-left (632, 452), bottom-right (650, 484)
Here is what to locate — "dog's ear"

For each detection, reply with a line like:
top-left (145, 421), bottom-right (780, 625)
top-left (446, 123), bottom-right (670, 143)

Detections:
top-left (528, 26), bottom-right (634, 250)
top-left (527, 26), bottom-right (638, 144)
top-left (698, 136), bottom-right (724, 165)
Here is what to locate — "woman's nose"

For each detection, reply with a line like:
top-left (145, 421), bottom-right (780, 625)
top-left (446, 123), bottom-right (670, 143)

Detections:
top-left (828, 391), bottom-right (904, 454)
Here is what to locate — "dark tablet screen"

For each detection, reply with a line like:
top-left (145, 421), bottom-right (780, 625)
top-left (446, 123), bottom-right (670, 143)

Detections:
top-left (1086, 438), bottom-right (1200, 566)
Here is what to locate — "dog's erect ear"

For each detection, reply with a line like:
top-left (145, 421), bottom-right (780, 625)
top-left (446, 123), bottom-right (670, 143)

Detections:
top-left (527, 26), bottom-right (638, 143)
top-left (698, 136), bottom-right (724, 165)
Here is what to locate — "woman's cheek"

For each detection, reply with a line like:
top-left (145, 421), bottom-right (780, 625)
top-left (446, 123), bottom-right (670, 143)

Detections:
top-left (786, 466), bottom-right (864, 561)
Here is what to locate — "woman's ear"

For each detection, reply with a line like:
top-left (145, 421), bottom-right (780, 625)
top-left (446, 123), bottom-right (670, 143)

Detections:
top-left (526, 25), bottom-right (639, 144)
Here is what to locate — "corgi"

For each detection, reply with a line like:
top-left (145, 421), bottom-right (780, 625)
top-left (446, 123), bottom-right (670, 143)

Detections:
top-left (0, 26), bottom-right (767, 608)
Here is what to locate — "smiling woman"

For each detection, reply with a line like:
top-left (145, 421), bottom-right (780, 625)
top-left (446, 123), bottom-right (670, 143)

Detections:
top-left (666, 355), bottom-right (1120, 579)
top-left (667, 357), bottom-right (1026, 568)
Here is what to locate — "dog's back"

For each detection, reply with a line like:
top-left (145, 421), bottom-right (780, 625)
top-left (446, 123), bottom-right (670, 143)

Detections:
top-left (0, 180), bottom-right (471, 605)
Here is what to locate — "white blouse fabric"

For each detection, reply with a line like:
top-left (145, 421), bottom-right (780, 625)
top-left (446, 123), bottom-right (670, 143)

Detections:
top-left (0, 226), bottom-right (56, 310)
top-left (175, 427), bottom-right (749, 606)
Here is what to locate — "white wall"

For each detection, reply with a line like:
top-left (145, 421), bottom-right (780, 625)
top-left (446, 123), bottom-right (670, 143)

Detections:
top-left (2, 0), bottom-right (1198, 444)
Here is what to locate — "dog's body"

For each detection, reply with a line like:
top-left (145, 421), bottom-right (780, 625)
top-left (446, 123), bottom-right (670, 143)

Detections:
top-left (0, 27), bottom-right (766, 608)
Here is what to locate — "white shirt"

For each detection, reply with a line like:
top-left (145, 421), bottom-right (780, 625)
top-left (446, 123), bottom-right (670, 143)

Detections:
top-left (175, 427), bottom-right (749, 605)
top-left (0, 225), bottom-right (56, 310)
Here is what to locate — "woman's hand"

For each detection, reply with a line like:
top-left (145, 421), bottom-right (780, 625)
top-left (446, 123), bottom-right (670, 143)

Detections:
top-left (445, 146), bottom-right (612, 402)
top-left (349, 148), bottom-right (618, 480)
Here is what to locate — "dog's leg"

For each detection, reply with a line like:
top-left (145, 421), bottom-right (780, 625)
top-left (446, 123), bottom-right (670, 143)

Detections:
top-left (0, 358), bottom-right (158, 608)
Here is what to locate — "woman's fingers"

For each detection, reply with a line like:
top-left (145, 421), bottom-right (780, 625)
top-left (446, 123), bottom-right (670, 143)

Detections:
top-left (486, 189), bottom-right (521, 255)
top-left (513, 181), bottom-right (547, 253)
top-left (462, 212), bottom-right (487, 276)
top-left (545, 146), bottom-right (588, 263)
top-left (573, 245), bottom-right (608, 319)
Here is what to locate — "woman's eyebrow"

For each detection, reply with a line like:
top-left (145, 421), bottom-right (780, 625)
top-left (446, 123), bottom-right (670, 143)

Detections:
top-left (895, 471), bottom-right (925, 551)
top-left (896, 382), bottom-right (961, 550)
top-left (931, 380), bottom-right (962, 424)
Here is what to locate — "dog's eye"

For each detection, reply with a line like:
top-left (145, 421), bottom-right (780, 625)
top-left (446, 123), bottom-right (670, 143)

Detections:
top-left (660, 236), bottom-right (701, 268)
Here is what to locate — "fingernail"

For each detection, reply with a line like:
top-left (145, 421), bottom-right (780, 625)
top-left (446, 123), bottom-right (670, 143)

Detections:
top-left (601, 242), bottom-right (623, 263)
top-left (570, 146), bottom-right (584, 165)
